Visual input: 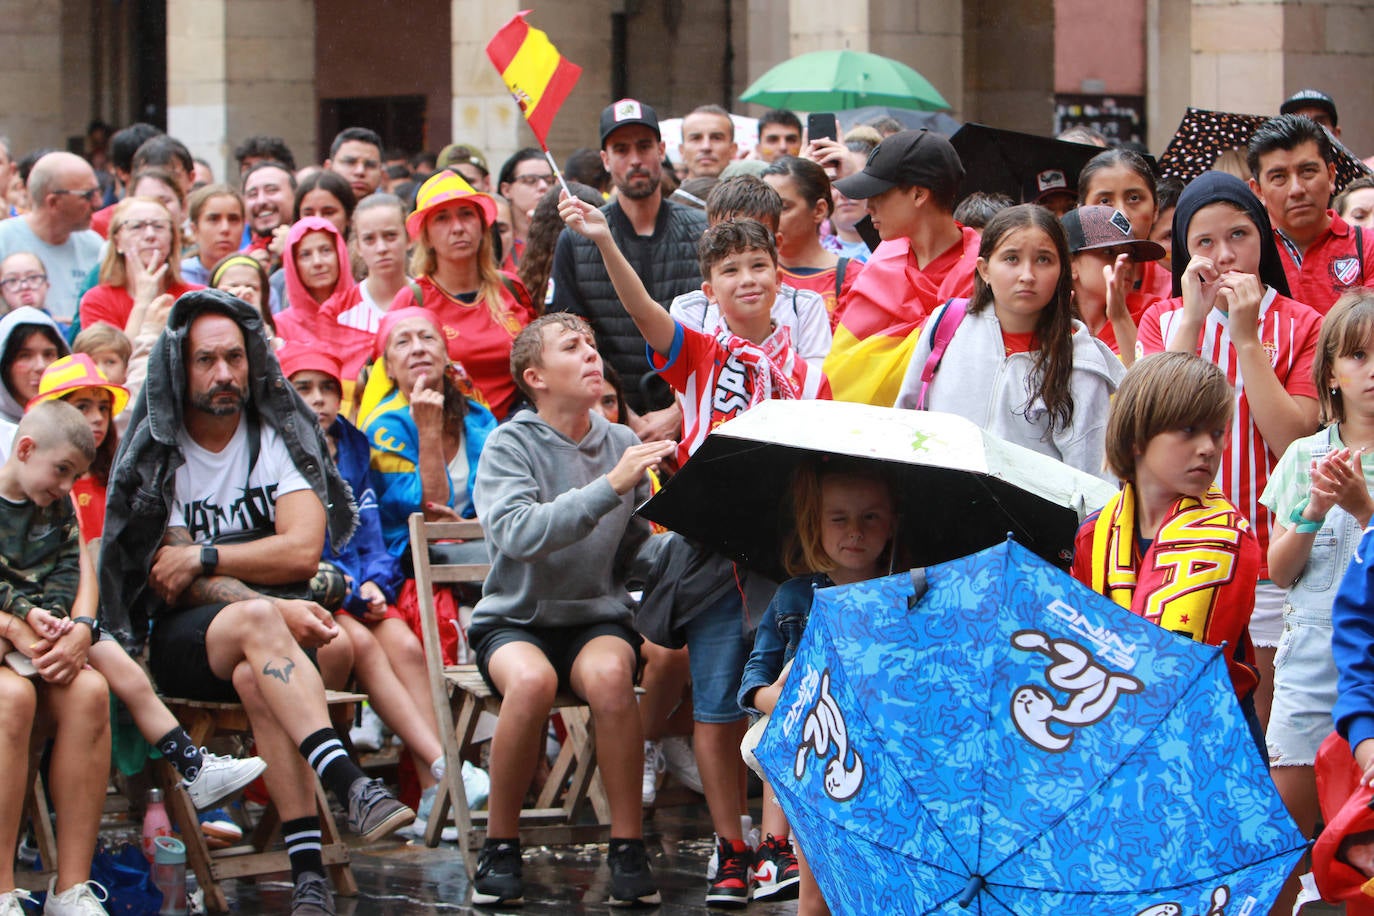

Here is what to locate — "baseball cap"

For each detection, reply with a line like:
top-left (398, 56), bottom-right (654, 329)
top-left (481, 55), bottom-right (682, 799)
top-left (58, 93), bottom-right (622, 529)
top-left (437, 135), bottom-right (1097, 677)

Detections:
top-left (1281, 89), bottom-right (1339, 126)
top-left (437, 143), bottom-right (490, 177)
top-left (1023, 168), bottom-right (1072, 205)
top-left (832, 130), bottom-right (964, 201)
top-left (277, 344), bottom-right (342, 384)
top-left (1060, 205), bottom-right (1165, 262)
top-left (600, 99), bottom-right (661, 148)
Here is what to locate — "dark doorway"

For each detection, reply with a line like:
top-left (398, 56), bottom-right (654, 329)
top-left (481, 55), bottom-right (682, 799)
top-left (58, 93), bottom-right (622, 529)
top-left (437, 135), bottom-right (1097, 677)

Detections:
top-left (134, 0), bottom-right (168, 127)
top-left (318, 96), bottom-right (428, 159)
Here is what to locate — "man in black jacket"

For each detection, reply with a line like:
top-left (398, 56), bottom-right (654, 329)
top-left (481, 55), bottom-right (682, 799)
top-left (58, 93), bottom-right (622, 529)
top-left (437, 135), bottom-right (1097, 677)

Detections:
top-left (549, 99), bottom-right (706, 438)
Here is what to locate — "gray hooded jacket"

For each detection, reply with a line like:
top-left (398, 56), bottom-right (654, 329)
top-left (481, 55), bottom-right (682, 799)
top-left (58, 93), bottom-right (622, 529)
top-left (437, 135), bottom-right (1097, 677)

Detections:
top-left (99, 289), bottom-right (356, 652)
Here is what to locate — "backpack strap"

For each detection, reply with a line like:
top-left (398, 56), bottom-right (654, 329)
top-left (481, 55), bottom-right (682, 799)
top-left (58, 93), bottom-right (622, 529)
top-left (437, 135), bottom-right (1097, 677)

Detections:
top-left (916, 298), bottom-right (969, 411)
top-left (405, 279), bottom-right (423, 307)
top-left (834, 257), bottom-right (849, 304)
top-left (1358, 226), bottom-right (1365, 279)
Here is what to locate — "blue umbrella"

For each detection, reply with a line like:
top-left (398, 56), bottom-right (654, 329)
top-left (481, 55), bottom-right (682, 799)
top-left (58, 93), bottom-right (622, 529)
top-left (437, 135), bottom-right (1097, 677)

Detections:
top-left (756, 539), bottom-right (1306, 915)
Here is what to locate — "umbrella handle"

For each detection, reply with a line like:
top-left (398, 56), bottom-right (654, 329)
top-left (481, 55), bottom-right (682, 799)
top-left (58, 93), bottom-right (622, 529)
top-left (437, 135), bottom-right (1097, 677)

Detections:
top-left (957, 874), bottom-right (985, 908)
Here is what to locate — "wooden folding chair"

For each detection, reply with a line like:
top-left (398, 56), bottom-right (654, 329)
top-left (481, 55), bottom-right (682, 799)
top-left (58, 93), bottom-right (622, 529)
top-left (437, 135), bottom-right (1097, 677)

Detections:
top-left (158, 691), bottom-right (366, 914)
top-left (408, 513), bottom-right (614, 875)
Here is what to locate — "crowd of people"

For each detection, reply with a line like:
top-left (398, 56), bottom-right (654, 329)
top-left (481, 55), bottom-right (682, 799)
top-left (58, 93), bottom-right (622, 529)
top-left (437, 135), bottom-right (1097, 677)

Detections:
top-left (0, 84), bottom-right (1373, 915)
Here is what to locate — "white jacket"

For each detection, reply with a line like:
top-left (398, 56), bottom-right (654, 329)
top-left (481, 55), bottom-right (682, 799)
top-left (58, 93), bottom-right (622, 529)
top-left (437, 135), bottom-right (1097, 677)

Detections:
top-left (893, 302), bottom-right (1125, 482)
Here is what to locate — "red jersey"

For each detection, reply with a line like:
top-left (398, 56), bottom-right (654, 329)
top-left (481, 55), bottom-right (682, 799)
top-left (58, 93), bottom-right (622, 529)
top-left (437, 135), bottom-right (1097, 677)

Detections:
top-left (80, 279), bottom-right (204, 331)
top-left (652, 321), bottom-right (830, 466)
top-left (392, 275), bottom-right (535, 420)
top-left (778, 259), bottom-right (864, 330)
top-left (1274, 211), bottom-right (1374, 315)
top-left (1136, 289), bottom-right (1321, 575)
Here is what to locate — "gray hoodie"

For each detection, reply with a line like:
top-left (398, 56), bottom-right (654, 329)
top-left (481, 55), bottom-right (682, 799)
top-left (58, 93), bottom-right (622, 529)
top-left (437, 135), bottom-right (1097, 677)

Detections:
top-left (0, 307), bottom-right (69, 423)
top-left (471, 409), bottom-right (651, 631)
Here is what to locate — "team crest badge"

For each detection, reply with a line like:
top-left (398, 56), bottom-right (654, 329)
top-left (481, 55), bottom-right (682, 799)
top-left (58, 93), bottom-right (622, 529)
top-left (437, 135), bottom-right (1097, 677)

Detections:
top-left (614, 99), bottom-right (642, 122)
top-left (1332, 256), bottom-right (1360, 287)
top-left (1110, 210), bottom-right (1134, 236)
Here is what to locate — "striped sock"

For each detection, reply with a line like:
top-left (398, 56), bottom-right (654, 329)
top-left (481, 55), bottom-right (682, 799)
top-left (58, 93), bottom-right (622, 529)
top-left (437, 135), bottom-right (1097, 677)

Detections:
top-left (282, 816), bottom-right (324, 882)
top-left (298, 728), bottom-right (367, 802)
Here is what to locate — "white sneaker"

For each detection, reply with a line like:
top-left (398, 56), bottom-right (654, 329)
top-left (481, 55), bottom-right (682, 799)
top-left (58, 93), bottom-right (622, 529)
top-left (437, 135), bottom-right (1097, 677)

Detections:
top-left (43, 878), bottom-right (108, 915)
top-left (661, 735), bottom-right (704, 794)
top-left (183, 751), bottom-right (267, 810)
top-left (0, 889), bottom-right (37, 916)
top-left (349, 704), bottom-right (384, 752)
top-left (641, 741), bottom-right (665, 806)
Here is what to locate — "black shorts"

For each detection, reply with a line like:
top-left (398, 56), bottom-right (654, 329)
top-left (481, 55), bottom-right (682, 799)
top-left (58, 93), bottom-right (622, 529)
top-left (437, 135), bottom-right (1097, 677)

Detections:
top-left (148, 603), bottom-right (238, 702)
top-left (470, 619), bottom-right (642, 697)
top-left (148, 602), bottom-right (320, 703)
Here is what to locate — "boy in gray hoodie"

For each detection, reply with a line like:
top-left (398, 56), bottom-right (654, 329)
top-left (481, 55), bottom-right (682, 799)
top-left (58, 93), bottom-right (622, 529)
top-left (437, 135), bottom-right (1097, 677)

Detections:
top-left (467, 312), bottom-right (674, 908)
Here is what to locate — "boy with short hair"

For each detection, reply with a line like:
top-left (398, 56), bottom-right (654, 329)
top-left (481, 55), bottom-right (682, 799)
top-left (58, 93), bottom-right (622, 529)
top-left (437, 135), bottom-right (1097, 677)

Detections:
top-left (669, 176), bottom-right (832, 373)
top-left (560, 197), bottom-right (827, 905)
top-left (72, 323), bottom-right (132, 386)
top-left (467, 313), bottom-right (674, 908)
top-left (0, 400), bottom-right (111, 914)
top-left (1071, 352), bottom-right (1262, 734)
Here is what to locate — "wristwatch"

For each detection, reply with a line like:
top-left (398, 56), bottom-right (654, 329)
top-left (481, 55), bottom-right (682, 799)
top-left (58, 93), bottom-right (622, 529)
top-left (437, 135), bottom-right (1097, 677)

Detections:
top-left (200, 546), bottom-right (219, 575)
top-left (72, 616), bottom-right (100, 640)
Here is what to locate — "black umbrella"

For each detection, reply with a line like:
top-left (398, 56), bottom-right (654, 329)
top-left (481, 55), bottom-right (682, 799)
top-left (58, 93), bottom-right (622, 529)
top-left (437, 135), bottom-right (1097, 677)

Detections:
top-left (1158, 106), bottom-right (1372, 193)
top-left (949, 123), bottom-right (1109, 206)
top-left (638, 401), bottom-right (1116, 582)
top-left (837, 106), bottom-right (963, 136)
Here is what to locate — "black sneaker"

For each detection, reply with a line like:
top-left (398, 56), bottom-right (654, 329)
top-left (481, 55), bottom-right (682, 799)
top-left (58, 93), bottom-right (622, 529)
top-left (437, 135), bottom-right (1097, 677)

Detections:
top-left (704, 835), bottom-right (752, 908)
top-left (345, 777), bottom-right (414, 843)
top-left (751, 834), bottom-right (800, 901)
top-left (607, 839), bottom-right (661, 907)
top-left (473, 839), bottom-right (524, 907)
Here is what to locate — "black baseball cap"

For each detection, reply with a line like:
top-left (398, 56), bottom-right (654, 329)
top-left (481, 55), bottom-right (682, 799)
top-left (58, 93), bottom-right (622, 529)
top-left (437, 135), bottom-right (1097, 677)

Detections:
top-left (1281, 89), bottom-right (1338, 126)
top-left (832, 130), bottom-right (964, 201)
top-left (599, 99), bottom-right (661, 148)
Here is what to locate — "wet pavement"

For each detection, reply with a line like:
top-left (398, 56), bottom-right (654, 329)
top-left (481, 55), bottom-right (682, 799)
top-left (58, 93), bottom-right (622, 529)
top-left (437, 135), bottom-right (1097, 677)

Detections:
top-left (164, 805), bottom-right (786, 915)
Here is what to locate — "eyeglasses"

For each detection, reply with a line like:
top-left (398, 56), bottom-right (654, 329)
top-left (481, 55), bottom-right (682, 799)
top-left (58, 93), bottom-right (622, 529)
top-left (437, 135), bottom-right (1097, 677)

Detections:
top-left (0, 273), bottom-right (47, 292)
top-left (51, 188), bottom-right (101, 203)
top-left (512, 173), bottom-right (554, 187)
top-left (121, 218), bottom-right (173, 235)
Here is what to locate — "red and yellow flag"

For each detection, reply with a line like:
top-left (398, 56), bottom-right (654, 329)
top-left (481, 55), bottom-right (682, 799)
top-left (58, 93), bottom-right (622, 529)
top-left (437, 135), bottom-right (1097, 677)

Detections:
top-left (485, 10), bottom-right (582, 147)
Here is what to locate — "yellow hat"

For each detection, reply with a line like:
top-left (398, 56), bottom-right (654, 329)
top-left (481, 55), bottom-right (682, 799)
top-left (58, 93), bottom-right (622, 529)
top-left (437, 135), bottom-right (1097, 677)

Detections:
top-left (28, 353), bottom-right (130, 416)
top-left (406, 170), bottom-right (499, 240)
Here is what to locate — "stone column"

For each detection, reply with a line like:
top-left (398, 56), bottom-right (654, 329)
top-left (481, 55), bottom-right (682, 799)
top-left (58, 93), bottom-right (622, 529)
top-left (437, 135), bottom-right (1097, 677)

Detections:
top-left (166, 0), bottom-right (315, 181)
top-left (0, 0), bottom-right (66, 157)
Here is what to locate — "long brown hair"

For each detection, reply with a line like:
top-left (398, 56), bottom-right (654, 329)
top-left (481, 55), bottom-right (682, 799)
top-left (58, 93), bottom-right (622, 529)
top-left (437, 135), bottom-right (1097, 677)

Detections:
top-left (969, 204), bottom-right (1076, 435)
top-left (409, 200), bottom-right (511, 329)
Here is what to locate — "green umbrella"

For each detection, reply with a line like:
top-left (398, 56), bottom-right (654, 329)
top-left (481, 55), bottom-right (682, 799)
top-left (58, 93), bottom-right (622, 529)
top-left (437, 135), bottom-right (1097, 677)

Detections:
top-left (740, 49), bottom-right (950, 112)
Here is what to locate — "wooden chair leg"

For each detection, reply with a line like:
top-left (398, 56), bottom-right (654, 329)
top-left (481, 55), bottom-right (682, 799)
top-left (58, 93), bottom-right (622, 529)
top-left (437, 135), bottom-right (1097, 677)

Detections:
top-left (162, 763), bottom-right (229, 914)
top-left (316, 780), bottom-right (357, 898)
top-left (25, 770), bottom-right (57, 876)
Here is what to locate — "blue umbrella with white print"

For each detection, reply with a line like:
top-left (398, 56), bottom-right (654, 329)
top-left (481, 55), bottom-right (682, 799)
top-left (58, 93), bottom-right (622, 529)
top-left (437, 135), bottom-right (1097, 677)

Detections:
top-left (756, 539), bottom-right (1306, 915)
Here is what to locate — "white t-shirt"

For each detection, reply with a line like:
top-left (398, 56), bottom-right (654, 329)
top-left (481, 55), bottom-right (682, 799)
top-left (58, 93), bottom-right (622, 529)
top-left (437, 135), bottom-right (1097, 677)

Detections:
top-left (169, 418), bottom-right (310, 544)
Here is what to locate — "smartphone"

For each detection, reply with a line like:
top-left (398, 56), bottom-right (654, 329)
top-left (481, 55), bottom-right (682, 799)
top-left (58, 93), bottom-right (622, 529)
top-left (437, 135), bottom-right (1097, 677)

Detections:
top-left (807, 113), bottom-right (838, 144)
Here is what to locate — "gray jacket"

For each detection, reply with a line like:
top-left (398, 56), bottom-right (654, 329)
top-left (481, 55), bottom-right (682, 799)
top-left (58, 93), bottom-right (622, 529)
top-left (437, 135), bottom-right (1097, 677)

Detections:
top-left (469, 410), bottom-right (650, 633)
top-left (99, 289), bottom-right (356, 651)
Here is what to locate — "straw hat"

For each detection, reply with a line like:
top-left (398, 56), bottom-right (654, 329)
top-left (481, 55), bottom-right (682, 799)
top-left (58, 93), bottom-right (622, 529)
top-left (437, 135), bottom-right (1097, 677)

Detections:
top-left (406, 170), bottom-right (498, 240)
top-left (27, 353), bottom-right (130, 416)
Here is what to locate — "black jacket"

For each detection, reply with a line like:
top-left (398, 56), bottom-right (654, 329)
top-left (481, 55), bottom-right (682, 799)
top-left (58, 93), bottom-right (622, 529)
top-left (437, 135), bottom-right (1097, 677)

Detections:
top-left (549, 197), bottom-right (706, 413)
top-left (99, 289), bottom-right (357, 652)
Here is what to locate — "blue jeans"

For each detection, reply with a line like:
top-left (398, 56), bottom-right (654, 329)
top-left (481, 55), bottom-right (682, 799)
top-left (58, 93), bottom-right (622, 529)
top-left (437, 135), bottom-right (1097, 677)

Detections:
top-left (682, 588), bottom-right (751, 724)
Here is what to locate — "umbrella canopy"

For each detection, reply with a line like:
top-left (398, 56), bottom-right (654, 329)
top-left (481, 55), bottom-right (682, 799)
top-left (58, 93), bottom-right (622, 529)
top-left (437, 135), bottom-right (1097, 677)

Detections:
top-left (837, 106), bottom-right (962, 136)
top-left (740, 50), bottom-right (949, 113)
top-left (637, 400), bottom-right (1116, 581)
top-left (949, 122), bottom-right (1125, 206)
top-left (758, 539), bottom-right (1307, 914)
top-left (1158, 106), bottom-right (1371, 193)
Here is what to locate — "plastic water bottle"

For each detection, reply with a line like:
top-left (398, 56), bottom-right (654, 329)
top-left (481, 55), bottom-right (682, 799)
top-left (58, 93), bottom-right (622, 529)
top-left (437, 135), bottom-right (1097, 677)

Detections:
top-left (151, 835), bottom-right (187, 915)
top-left (142, 788), bottom-right (173, 861)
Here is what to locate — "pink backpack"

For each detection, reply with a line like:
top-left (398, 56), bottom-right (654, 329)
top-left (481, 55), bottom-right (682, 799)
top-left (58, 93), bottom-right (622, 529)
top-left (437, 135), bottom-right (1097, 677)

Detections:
top-left (914, 297), bottom-right (969, 410)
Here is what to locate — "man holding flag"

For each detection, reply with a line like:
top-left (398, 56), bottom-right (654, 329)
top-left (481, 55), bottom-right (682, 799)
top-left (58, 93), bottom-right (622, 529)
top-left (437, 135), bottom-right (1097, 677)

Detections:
top-left (549, 100), bottom-right (707, 439)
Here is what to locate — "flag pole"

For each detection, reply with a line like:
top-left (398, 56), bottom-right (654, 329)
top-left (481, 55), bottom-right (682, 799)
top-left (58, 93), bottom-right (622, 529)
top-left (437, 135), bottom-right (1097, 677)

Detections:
top-left (538, 142), bottom-right (573, 199)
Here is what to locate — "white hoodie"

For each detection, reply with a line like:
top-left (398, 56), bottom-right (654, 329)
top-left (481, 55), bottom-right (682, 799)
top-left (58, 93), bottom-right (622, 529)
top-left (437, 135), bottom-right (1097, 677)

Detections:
top-left (894, 301), bottom-right (1125, 483)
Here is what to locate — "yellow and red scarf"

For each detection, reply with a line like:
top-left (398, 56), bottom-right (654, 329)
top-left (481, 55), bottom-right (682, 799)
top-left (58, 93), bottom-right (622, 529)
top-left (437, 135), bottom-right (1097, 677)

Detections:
top-left (1074, 482), bottom-right (1261, 697)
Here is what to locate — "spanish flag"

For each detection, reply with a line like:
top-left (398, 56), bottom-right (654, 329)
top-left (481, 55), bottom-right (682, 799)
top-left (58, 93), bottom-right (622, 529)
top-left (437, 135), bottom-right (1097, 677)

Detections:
top-left (486, 11), bottom-right (582, 147)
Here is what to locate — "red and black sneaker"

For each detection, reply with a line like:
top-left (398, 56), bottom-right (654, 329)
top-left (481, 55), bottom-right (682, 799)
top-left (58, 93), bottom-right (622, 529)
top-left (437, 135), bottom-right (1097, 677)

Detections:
top-left (705, 835), bottom-right (753, 908)
top-left (751, 833), bottom-right (800, 901)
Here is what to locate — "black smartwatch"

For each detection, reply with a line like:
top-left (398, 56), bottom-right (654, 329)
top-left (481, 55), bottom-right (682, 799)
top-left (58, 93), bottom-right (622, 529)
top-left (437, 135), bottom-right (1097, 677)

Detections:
top-left (200, 546), bottom-right (219, 575)
top-left (72, 616), bottom-right (100, 640)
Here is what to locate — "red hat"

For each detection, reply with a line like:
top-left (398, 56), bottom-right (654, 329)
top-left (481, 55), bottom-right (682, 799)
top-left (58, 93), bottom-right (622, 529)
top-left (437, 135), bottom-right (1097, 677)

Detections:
top-left (277, 345), bottom-right (342, 384)
top-left (27, 353), bottom-right (130, 416)
top-left (406, 170), bottom-right (498, 240)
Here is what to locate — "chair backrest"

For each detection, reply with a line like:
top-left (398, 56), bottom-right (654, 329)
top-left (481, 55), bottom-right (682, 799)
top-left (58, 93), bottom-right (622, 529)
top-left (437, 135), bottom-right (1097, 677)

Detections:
top-left (407, 513), bottom-right (489, 677)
